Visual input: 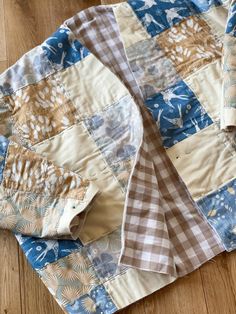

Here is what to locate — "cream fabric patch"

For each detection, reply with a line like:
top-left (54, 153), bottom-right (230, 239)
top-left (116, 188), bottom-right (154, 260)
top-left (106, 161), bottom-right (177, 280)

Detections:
top-left (113, 2), bottom-right (151, 49)
top-left (202, 4), bottom-right (228, 40)
top-left (34, 122), bottom-right (125, 244)
top-left (185, 60), bottom-right (222, 123)
top-left (104, 267), bottom-right (175, 309)
top-left (166, 123), bottom-right (236, 200)
top-left (221, 107), bottom-right (236, 130)
top-left (60, 53), bottom-right (129, 119)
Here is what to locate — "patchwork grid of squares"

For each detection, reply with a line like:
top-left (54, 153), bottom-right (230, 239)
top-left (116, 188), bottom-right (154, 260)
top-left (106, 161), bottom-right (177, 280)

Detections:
top-left (67, 4), bottom-right (224, 277)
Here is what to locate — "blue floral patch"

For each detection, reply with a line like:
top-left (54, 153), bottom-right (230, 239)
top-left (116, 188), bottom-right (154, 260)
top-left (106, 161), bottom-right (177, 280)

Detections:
top-left (65, 285), bottom-right (117, 314)
top-left (85, 96), bottom-right (140, 166)
top-left (42, 27), bottom-right (90, 69)
top-left (86, 229), bottom-right (127, 282)
top-left (0, 136), bottom-right (9, 183)
top-left (0, 46), bottom-right (53, 97)
top-left (226, 2), bottom-right (236, 36)
top-left (91, 253), bottom-right (117, 279)
top-left (128, 0), bottom-right (223, 37)
top-left (16, 234), bottom-right (83, 269)
top-left (197, 178), bottom-right (236, 251)
top-left (145, 80), bottom-right (213, 148)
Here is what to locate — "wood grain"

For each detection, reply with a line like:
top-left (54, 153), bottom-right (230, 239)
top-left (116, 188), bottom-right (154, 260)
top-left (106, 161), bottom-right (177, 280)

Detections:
top-left (0, 1), bottom-right (236, 314)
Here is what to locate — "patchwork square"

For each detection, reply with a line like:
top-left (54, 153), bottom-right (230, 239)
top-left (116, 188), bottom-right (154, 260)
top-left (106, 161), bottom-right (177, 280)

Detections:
top-left (60, 54), bottom-right (130, 119)
top-left (128, 0), bottom-right (193, 37)
top-left (16, 234), bottom-right (83, 270)
top-left (85, 95), bottom-right (142, 174)
top-left (113, 2), bottom-right (151, 49)
top-left (8, 74), bottom-right (77, 146)
top-left (86, 229), bottom-right (127, 283)
top-left (38, 251), bottom-right (99, 306)
top-left (0, 46), bottom-right (53, 97)
top-left (145, 80), bottom-right (213, 148)
top-left (202, 4), bottom-right (228, 39)
top-left (42, 26), bottom-right (90, 69)
top-left (157, 15), bottom-right (222, 78)
top-left (185, 60), bottom-right (222, 122)
top-left (3, 142), bottom-right (88, 199)
top-left (197, 178), bottom-right (236, 251)
top-left (167, 123), bottom-right (236, 200)
top-left (126, 38), bottom-right (180, 99)
top-left (104, 267), bottom-right (175, 309)
top-left (65, 285), bottom-right (117, 314)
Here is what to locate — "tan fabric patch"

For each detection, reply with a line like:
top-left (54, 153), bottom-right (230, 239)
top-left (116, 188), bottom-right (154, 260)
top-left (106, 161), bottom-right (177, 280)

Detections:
top-left (104, 268), bottom-right (175, 309)
top-left (60, 53), bottom-right (129, 119)
top-left (185, 60), bottom-right (222, 122)
top-left (34, 123), bottom-right (125, 244)
top-left (8, 73), bottom-right (77, 146)
top-left (167, 123), bottom-right (236, 200)
top-left (157, 15), bottom-right (222, 78)
top-left (38, 251), bottom-right (99, 306)
top-left (3, 141), bottom-right (89, 200)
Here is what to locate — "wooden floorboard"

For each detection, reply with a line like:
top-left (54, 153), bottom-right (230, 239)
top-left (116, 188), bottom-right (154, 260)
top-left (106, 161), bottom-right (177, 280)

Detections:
top-left (0, 0), bottom-right (236, 313)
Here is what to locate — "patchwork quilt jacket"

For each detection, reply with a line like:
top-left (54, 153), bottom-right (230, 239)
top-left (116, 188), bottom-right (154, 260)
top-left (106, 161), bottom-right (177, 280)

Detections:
top-left (1, 0), bottom-right (236, 313)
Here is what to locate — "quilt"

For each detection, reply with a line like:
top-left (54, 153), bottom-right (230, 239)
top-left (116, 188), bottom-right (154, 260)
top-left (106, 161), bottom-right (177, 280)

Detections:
top-left (0, 0), bottom-right (236, 313)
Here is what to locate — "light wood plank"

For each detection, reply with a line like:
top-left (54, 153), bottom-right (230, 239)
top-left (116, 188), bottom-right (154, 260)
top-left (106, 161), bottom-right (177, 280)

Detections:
top-left (200, 253), bottom-right (236, 314)
top-left (0, 231), bottom-right (22, 314)
top-left (0, 0), bottom-right (7, 62)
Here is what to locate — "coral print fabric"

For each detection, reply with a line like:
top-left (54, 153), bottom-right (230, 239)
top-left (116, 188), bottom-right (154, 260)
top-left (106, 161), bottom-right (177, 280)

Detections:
top-left (0, 1), bottom-right (236, 313)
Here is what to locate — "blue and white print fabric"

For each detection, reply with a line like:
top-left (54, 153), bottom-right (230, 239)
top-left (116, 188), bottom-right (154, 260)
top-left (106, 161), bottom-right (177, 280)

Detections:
top-left (128, 0), bottom-right (223, 37)
top-left (87, 229), bottom-right (127, 282)
top-left (0, 135), bottom-right (9, 183)
top-left (0, 46), bottom-right (53, 97)
top-left (198, 178), bottom-right (236, 251)
top-left (65, 285), bottom-right (117, 314)
top-left (42, 26), bottom-right (90, 69)
top-left (16, 234), bottom-right (83, 270)
top-left (226, 1), bottom-right (236, 36)
top-left (145, 80), bottom-right (213, 148)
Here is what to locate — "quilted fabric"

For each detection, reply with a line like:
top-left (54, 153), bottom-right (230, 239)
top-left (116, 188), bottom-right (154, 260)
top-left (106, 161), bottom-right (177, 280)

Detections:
top-left (0, 1), bottom-right (236, 313)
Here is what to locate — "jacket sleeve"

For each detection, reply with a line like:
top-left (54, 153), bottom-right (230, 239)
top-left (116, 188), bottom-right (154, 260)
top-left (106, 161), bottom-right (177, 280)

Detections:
top-left (0, 134), bottom-right (99, 239)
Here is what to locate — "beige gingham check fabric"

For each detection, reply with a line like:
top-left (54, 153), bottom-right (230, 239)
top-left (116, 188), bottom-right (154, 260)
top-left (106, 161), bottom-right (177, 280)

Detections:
top-left (66, 5), bottom-right (224, 277)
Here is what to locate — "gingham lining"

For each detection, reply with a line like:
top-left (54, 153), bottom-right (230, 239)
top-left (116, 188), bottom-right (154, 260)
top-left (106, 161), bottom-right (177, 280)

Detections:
top-left (66, 4), bottom-right (224, 277)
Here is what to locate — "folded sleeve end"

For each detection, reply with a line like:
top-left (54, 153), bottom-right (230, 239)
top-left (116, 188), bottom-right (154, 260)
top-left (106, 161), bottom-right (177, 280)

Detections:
top-left (56, 182), bottom-right (99, 239)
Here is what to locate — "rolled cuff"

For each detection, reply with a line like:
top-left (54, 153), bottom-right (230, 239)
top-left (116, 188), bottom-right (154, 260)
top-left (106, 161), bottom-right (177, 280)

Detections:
top-left (56, 182), bottom-right (99, 239)
top-left (221, 107), bottom-right (236, 130)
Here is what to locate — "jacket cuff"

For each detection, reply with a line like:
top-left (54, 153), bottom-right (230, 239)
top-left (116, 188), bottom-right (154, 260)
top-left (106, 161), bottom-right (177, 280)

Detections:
top-left (56, 182), bottom-right (99, 239)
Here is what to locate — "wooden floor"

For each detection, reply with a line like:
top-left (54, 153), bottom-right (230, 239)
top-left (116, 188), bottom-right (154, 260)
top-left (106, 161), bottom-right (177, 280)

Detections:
top-left (1, 0), bottom-right (236, 313)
